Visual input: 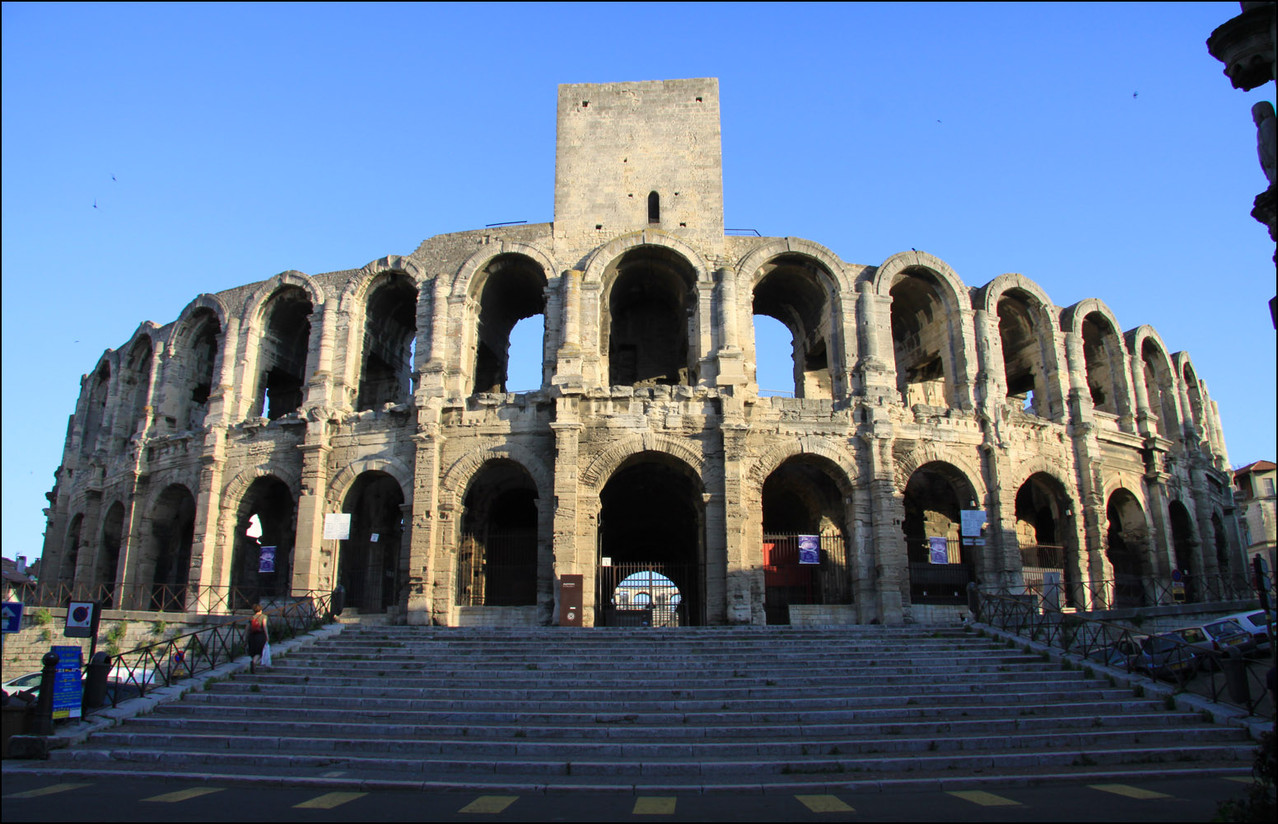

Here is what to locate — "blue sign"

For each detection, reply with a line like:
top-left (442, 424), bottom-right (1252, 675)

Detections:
top-left (929, 537), bottom-right (950, 565)
top-left (798, 535), bottom-right (820, 565)
top-left (1, 602), bottom-right (22, 633)
top-left (51, 645), bottom-right (83, 720)
top-left (259, 545), bottom-right (276, 574)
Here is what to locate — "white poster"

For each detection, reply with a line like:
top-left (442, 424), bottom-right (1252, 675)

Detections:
top-left (323, 513), bottom-right (352, 540)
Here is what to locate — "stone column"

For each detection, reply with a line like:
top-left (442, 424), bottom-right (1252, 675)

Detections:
top-left (715, 268), bottom-right (746, 386)
top-left (551, 400), bottom-right (585, 623)
top-left (406, 408), bottom-right (442, 625)
top-left (720, 422), bottom-right (757, 624)
top-left (553, 270), bottom-right (585, 391)
top-left (865, 433), bottom-right (905, 624)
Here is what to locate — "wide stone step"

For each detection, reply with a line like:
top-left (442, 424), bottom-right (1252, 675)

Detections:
top-left (51, 740), bottom-right (1253, 782)
top-left (121, 709), bottom-right (1214, 743)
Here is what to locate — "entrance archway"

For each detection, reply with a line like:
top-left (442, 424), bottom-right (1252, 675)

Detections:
top-left (1014, 473), bottom-right (1079, 608)
top-left (230, 476), bottom-right (295, 609)
top-left (596, 452), bottom-right (704, 626)
top-left (457, 460), bottom-right (539, 607)
top-left (1106, 489), bottom-right (1148, 608)
top-left (760, 456), bottom-right (852, 624)
top-left (143, 484), bottom-right (196, 611)
top-left (1169, 500), bottom-right (1198, 601)
top-left (903, 462), bottom-right (978, 604)
top-left (337, 471), bottom-right (405, 614)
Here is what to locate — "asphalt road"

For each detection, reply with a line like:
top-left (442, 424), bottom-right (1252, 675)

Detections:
top-left (0, 772), bottom-right (1261, 822)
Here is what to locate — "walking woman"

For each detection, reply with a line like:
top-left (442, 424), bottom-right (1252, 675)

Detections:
top-left (247, 603), bottom-right (269, 674)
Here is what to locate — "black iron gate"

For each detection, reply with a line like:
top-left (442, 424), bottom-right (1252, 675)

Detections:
top-left (762, 533), bottom-right (851, 625)
top-left (596, 562), bottom-right (702, 627)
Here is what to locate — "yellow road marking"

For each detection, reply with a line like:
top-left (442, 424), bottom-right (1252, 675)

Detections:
top-left (634, 796), bottom-right (677, 814)
top-left (797, 794), bottom-right (855, 812)
top-left (294, 791), bottom-right (367, 809)
top-left (459, 795), bottom-right (518, 814)
top-left (6, 783), bottom-right (93, 799)
top-left (1224, 776), bottom-right (1252, 784)
top-left (1089, 784), bottom-right (1171, 800)
top-left (143, 787), bottom-right (225, 802)
top-left (947, 790), bottom-right (1021, 806)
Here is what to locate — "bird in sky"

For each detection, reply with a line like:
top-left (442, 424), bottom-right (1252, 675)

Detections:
top-left (1132, 91), bottom-right (1139, 99)
top-left (111, 174), bottom-right (117, 182)
top-left (92, 198), bottom-right (98, 209)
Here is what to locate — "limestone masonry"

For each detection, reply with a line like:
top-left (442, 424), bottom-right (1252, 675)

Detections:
top-left (40, 78), bottom-right (1244, 627)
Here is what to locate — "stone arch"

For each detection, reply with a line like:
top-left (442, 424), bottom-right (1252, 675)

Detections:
top-left (1104, 484), bottom-right (1151, 608)
top-left (1012, 470), bottom-right (1082, 608)
top-left (737, 237), bottom-right (853, 293)
top-left (137, 482), bottom-right (197, 611)
top-left (1062, 299), bottom-right (1133, 420)
top-left (1128, 325), bottom-right (1181, 440)
top-left (439, 442), bottom-right (553, 514)
top-left (228, 474), bottom-right (296, 608)
top-left (222, 464), bottom-right (304, 507)
top-left (167, 297), bottom-right (227, 431)
top-left (977, 273), bottom-right (1065, 419)
top-left (747, 436), bottom-right (857, 494)
top-left (893, 444), bottom-right (988, 504)
top-left (450, 250), bottom-right (551, 395)
top-left (328, 456), bottom-right (417, 511)
top-left (743, 244), bottom-right (849, 400)
top-left (872, 251), bottom-right (973, 409)
top-left (117, 330), bottom-right (156, 447)
top-left (345, 255), bottom-right (431, 306)
top-left (900, 459), bottom-right (983, 603)
top-left (580, 432), bottom-right (705, 491)
top-left (80, 358), bottom-right (114, 456)
top-left (241, 271), bottom-right (326, 326)
top-left (242, 278), bottom-right (320, 420)
top-left (335, 470), bottom-right (408, 614)
top-left (454, 458), bottom-right (545, 608)
top-left (579, 230), bottom-right (712, 288)
top-left (1173, 352), bottom-right (1208, 441)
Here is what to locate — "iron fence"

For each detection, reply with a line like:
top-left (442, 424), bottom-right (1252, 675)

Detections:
top-left (85, 589), bottom-right (334, 712)
top-left (986, 573), bottom-right (1256, 611)
top-left (972, 587), bottom-right (1273, 719)
top-left (7, 581), bottom-right (330, 615)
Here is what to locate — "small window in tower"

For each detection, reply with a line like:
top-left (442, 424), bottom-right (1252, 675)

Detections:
top-left (648, 192), bottom-right (660, 224)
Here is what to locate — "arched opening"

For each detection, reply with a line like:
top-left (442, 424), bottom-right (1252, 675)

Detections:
top-left (98, 502), bottom-right (125, 607)
top-left (890, 270), bottom-right (952, 407)
top-left (997, 290), bottom-right (1049, 416)
top-left (506, 315), bottom-right (545, 392)
top-left (1182, 363), bottom-right (1206, 444)
top-left (230, 476), bottom-right (295, 610)
top-left (120, 338), bottom-right (153, 449)
top-left (61, 515), bottom-right (84, 593)
top-left (176, 310), bottom-right (221, 431)
top-left (597, 452), bottom-right (704, 626)
top-left (611, 571), bottom-right (681, 626)
top-left (1169, 500), bottom-right (1198, 601)
top-left (80, 363), bottom-right (111, 456)
top-left (760, 456), bottom-right (852, 624)
top-left (752, 255), bottom-right (836, 400)
top-left (254, 286), bottom-right (312, 420)
top-left (1105, 489), bottom-right (1148, 608)
top-left (604, 247), bottom-right (697, 387)
top-left (143, 484), bottom-right (196, 611)
top-left (1212, 511), bottom-right (1231, 581)
top-left (1140, 339), bottom-right (1177, 440)
top-left (471, 254), bottom-right (546, 395)
top-left (1014, 473), bottom-right (1079, 608)
top-left (903, 461), bottom-right (978, 604)
top-left (456, 460), bottom-right (539, 607)
top-left (648, 191), bottom-right (660, 224)
top-left (1081, 313), bottom-right (1121, 416)
top-left (357, 275), bottom-right (417, 409)
top-left (337, 471), bottom-right (405, 614)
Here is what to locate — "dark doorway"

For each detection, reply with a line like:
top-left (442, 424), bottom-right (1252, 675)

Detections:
top-left (457, 460), bottom-right (539, 607)
top-left (338, 472), bottom-right (405, 614)
top-left (230, 476), bottom-right (296, 610)
top-left (596, 453), bottom-right (704, 626)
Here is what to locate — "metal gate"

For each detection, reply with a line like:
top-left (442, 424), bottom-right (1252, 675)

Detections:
top-left (762, 533), bottom-right (851, 625)
top-left (596, 562), bottom-right (702, 627)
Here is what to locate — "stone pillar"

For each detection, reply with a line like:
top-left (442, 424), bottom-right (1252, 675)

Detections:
top-left (715, 268), bottom-right (746, 387)
top-left (720, 422), bottom-right (758, 624)
top-left (1129, 354), bottom-right (1156, 438)
top-left (551, 400), bottom-right (585, 623)
top-left (865, 432), bottom-right (905, 624)
top-left (553, 270), bottom-right (585, 391)
top-left (695, 280), bottom-right (715, 385)
top-left (406, 409), bottom-right (442, 625)
top-left (293, 437), bottom-right (333, 597)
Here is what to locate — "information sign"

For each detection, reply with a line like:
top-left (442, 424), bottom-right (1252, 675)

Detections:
top-left (323, 513), bottom-right (352, 540)
top-left (1, 601), bottom-right (22, 633)
top-left (798, 535), bottom-right (820, 565)
top-left (259, 546), bottom-right (276, 573)
top-left (51, 645), bottom-right (83, 720)
top-left (929, 537), bottom-right (949, 565)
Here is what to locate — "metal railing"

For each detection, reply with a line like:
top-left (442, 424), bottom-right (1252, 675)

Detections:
top-left (88, 589), bottom-right (335, 712)
top-left (990, 573), bottom-right (1256, 611)
top-left (972, 587), bottom-right (1273, 719)
top-left (8, 582), bottom-right (317, 615)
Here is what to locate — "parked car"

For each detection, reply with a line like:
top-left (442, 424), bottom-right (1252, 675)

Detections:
top-left (1, 671), bottom-right (43, 696)
top-left (1167, 620), bottom-right (1256, 669)
top-left (1217, 610), bottom-right (1272, 655)
top-left (1085, 633), bottom-right (1199, 683)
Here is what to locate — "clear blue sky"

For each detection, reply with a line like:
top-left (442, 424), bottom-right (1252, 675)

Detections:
top-left (3, 2), bottom-right (1274, 563)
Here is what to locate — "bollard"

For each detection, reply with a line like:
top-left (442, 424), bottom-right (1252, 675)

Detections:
top-left (30, 651), bottom-right (59, 736)
top-left (1221, 646), bottom-right (1250, 705)
top-left (82, 652), bottom-right (112, 711)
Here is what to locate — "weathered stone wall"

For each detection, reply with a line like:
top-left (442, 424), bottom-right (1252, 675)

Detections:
top-left (37, 78), bottom-right (1244, 629)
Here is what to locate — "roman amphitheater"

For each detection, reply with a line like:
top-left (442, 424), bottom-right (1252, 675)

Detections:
top-left (38, 78), bottom-right (1244, 627)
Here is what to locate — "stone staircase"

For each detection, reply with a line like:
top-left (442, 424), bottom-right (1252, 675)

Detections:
top-left (40, 624), bottom-right (1254, 791)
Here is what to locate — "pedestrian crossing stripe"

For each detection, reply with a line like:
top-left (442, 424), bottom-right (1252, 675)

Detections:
top-left (634, 797), bottom-right (677, 814)
top-left (460, 795), bottom-right (518, 814)
top-left (5, 783), bottom-right (93, 799)
top-left (294, 791), bottom-right (367, 809)
top-left (1088, 784), bottom-right (1170, 800)
top-left (143, 787), bottom-right (225, 802)
top-left (796, 794), bottom-right (855, 812)
top-left (947, 790), bottom-right (1021, 806)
